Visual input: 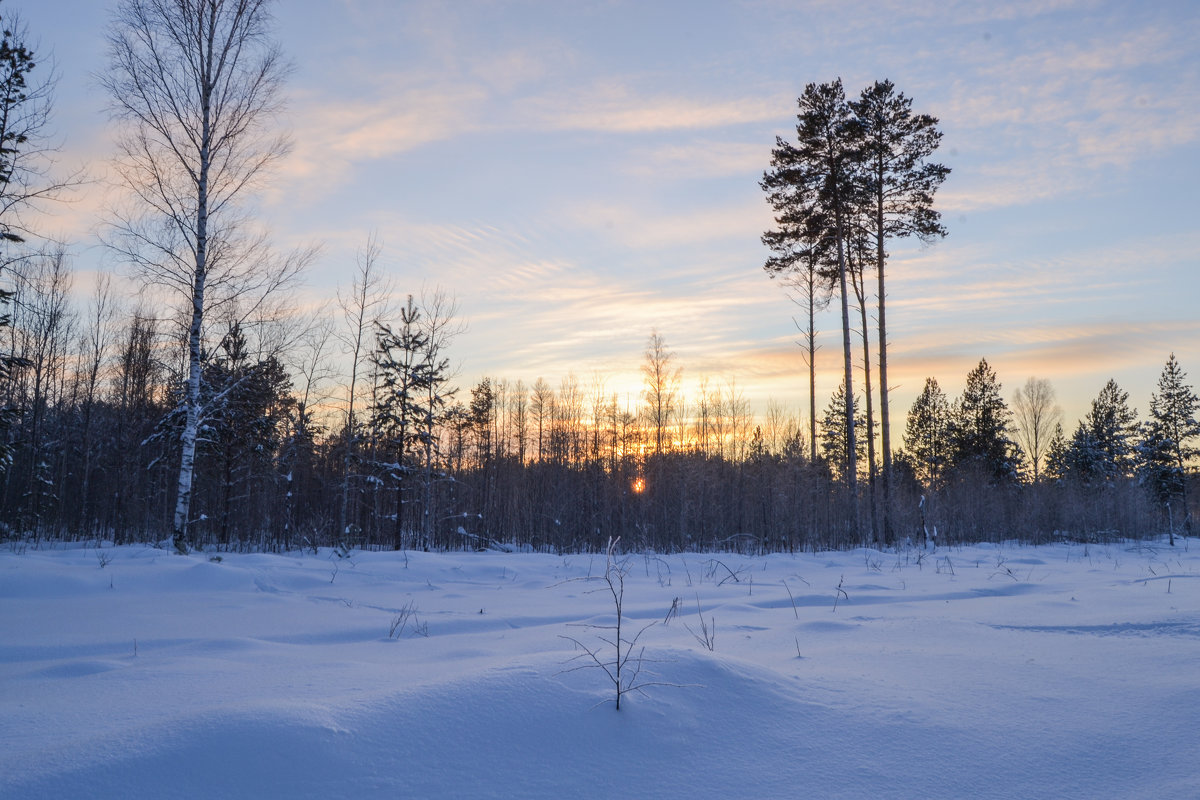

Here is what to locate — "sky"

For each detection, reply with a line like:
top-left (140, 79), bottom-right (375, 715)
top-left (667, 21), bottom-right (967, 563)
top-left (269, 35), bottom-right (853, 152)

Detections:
top-left (14, 0), bottom-right (1200, 431)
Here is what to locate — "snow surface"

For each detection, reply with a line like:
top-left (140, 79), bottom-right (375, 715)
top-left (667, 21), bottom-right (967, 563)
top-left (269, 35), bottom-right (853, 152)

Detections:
top-left (2, 539), bottom-right (1199, 799)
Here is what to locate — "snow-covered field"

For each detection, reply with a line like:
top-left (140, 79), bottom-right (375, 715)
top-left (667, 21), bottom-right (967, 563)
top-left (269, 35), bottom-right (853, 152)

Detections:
top-left (2, 539), bottom-right (1198, 799)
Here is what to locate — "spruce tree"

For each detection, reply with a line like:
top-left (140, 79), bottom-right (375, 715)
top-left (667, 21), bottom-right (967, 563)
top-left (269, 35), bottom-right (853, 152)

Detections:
top-left (820, 380), bottom-right (865, 484)
top-left (1043, 423), bottom-right (1069, 483)
top-left (1139, 354), bottom-right (1199, 538)
top-left (948, 359), bottom-right (1021, 483)
top-left (1085, 379), bottom-right (1138, 481)
top-left (903, 377), bottom-right (951, 489)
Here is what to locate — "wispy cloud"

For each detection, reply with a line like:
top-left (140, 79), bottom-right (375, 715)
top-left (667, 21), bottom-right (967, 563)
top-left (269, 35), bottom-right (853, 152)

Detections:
top-left (519, 82), bottom-right (789, 134)
top-left (936, 14), bottom-right (1200, 210)
top-left (556, 197), bottom-right (771, 252)
top-left (623, 139), bottom-right (772, 180)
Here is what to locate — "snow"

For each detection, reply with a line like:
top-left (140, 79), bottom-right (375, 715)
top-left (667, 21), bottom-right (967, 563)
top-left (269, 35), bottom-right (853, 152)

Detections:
top-left (2, 539), bottom-right (1199, 799)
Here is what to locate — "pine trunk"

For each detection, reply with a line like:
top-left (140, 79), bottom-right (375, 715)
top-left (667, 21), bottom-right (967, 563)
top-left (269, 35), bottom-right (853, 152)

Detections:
top-left (834, 207), bottom-right (859, 536)
top-left (853, 263), bottom-right (879, 543)
top-left (808, 285), bottom-right (817, 464)
top-left (876, 184), bottom-right (894, 545)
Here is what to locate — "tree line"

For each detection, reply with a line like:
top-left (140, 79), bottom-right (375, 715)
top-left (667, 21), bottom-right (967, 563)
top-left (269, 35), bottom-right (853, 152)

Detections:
top-left (0, 2), bottom-right (1194, 553)
top-left (1, 263), bottom-right (1195, 551)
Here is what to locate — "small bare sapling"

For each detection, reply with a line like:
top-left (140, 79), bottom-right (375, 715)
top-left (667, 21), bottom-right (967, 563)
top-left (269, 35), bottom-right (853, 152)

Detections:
top-left (833, 575), bottom-right (849, 612)
top-left (559, 537), bottom-right (679, 710)
top-left (684, 595), bottom-right (715, 651)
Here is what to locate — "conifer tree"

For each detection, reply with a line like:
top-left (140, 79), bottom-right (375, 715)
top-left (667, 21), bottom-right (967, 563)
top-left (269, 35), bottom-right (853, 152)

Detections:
top-left (1139, 354), bottom-right (1199, 538)
top-left (1084, 379), bottom-right (1138, 481)
top-left (903, 377), bottom-right (951, 489)
top-left (820, 381), bottom-right (865, 483)
top-left (0, 2), bottom-right (63, 251)
top-left (201, 322), bottom-right (293, 544)
top-left (1043, 423), bottom-right (1069, 484)
top-left (370, 297), bottom-right (431, 549)
top-left (850, 79), bottom-right (949, 542)
top-left (0, 3), bottom-right (59, 472)
top-left (1056, 379), bottom-right (1138, 489)
top-left (948, 359), bottom-right (1021, 483)
top-left (762, 79), bottom-right (862, 527)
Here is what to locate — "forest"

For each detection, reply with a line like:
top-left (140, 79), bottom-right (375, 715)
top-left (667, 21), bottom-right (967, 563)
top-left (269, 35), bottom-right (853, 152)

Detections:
top-left (0, 1), bottom-right (1196, 554)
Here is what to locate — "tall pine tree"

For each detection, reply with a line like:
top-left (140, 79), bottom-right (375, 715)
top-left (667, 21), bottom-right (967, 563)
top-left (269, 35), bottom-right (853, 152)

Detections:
top-left (762, 79), bottom-right (862, 529)
top-left (850, 79), bottom-right (949, 543)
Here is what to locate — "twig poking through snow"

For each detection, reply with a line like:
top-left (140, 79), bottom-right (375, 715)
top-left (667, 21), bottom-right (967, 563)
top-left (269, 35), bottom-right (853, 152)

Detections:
top-left (833, 575), bottom-right (849, 612)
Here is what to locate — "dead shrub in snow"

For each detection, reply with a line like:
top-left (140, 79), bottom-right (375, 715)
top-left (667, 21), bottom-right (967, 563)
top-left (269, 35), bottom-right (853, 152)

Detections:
top-left (388, 600), bottom-right (426, 638)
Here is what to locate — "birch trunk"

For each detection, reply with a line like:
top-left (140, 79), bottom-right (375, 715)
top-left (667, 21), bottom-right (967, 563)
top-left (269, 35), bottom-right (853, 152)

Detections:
top-left (173, 165), bottom-right (208, 549)
top-left (172, 20), bottom-right (212, 551)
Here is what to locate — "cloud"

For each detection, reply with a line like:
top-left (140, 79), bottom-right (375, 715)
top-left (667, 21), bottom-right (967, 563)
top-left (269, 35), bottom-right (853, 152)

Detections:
top-left (933, 15), bottom-right (1200, 210)
top-left (269, 79), bottom-right (487, 198)
top-left (623, 139), bottom-right (772, 180)
top-left (557, 198), bottom-right (772, 252)
top-left (519, 82), bottom-right (790, 134)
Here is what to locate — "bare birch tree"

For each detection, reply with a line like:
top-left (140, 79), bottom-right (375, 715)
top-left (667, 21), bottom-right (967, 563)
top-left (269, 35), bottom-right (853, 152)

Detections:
top-left (336, 236), bottom-right (392, 538)
top-left (641, 329), bottom-right (680, 455)
top-left (1012, 377), bottom-right (1061, 482)
top-left (102, 0), bottom-right (298, 551)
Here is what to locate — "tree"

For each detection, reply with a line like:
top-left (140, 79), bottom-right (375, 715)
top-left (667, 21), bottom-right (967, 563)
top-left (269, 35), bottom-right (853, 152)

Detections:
top-left (530, 377), bottom-right (553, 463)
top-left (767, 239), bottom-right (830, 464)
top-left (845, 224), bottom-right (879, 540)
top-left (0, 3), bottom-right (66, 474)
top-left (7, 247), bottom-right (75, 536)
top-left (1042, 423), bottom-right (1069, 484)
top-left (948, 359), bottom-right (1021, 483)
top-left (0, 3), bottom-right (67, 252)
top-left (0, 275), bottom-right (23, 472)
top-left (279, 311), bottom-right (336, 545)
top-left (414, 289), bottom-right (459, 547)
top-left (1139, 355), bottom-right (1198, 538)
top-left (1086, 379), bottom-right (1138, 481)
top-left (369, 296), bottom-right (430, 550)
top-left (199, 321), bottom-right (293, 545)
top-left (762, 79), bottom-right (862, 526)
top-left (784, 261), bottom-right (829, 464)
top-left (820, 380), bottom-right (865, 484)
top-left (850, 80), bottom-right (949, 541)
top-left (1012, 377), bottom-right (1062, 482)
top-left (641, 329), bottom-right (680, 455)
top-left (107, 311), bottom-right (167, 540)
top-left (902, 377), bottom-right (951, 490)
top-left (335, 236), bottom-right (393, 538)
top-left (1056, 379), bottom-right (1137, 489)
top-left (102, 0), bottom-right (299, 552)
